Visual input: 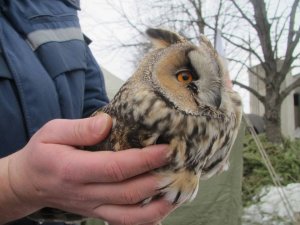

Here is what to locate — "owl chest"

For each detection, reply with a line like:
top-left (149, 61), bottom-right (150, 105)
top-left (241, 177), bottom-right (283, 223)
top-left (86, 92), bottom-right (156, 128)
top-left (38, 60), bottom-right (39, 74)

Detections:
top-left (107, 93), bottom-right (234, 175)
top-left (111, 100), bottom-right (225, 146)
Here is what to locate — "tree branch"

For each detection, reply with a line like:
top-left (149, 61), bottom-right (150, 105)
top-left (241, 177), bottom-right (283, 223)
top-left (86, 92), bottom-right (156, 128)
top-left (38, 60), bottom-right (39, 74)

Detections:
top-left (187, 0), bottom-right (205, 34)
top-left (232, 80), bottom-right (265, 103)
top-left (213, 0), bottom-right (224, 47)
top-left (221, 33), bottom-right (264, 65)
top-left (230, 0), bottom-right (256, 28)
top-left (280, 0), bottom-right (300, 81)
top-left (228, 57), bottom-right (266, 83)
top-left (273, 7), bottom-right (290, 58)
top-left (287, 0), bottom-right (299, 48)
top-left (106, 0), bottom-right (145, 37)
top-left (249, 0), bottom-right (275, 68)
top-left (280, 76), bottom-right (300, 103)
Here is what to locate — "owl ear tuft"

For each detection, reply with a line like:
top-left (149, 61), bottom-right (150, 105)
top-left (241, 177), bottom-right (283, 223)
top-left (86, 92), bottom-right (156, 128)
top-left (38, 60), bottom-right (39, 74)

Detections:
top-left (146, 28), bottom-right (186, 49)
top-left (200, 35), bottom-right (215, 51)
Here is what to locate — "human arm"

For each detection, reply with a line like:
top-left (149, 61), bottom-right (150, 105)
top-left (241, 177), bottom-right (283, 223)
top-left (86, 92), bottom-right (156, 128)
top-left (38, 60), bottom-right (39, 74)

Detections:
top-left (0, 114), bottom-right (173, 225)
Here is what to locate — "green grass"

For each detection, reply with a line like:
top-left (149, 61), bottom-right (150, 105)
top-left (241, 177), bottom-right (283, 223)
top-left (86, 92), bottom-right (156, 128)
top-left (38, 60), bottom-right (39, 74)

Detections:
top-left (242, 133), bottom-right (300, 206)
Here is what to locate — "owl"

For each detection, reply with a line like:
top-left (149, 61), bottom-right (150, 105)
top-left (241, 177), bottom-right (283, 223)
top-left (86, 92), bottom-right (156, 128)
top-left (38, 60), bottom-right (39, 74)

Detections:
top-left (98, 28), bottom-right (242, 203)
top-left (28, 28), bottom-right (242, 223)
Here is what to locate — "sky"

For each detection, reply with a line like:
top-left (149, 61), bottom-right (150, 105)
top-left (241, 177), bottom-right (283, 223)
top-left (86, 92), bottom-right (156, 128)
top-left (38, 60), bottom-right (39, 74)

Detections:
top-left (79, 0), bottom-right (135, 81)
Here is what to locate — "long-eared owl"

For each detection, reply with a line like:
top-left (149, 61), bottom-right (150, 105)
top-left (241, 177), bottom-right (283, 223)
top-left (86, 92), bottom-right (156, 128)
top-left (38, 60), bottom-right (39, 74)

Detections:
top-left (28, 28), bottom-right (242, 223)
top-left (97, 28), bottom-right (242, 203)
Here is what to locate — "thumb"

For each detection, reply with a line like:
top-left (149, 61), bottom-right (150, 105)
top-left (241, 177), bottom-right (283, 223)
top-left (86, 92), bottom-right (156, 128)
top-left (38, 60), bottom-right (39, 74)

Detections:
top-left (37, 113), bottom-right (112, 146)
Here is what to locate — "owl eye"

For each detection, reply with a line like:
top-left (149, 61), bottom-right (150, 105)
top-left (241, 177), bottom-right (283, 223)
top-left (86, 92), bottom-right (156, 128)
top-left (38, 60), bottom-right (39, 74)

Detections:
top-left (176, 70), bottom-right (193, 83)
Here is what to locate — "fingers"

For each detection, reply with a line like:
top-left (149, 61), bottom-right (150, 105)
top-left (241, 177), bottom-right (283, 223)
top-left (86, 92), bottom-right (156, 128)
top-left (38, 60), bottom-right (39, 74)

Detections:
top-left (80, 174), bottom-right (159, 205)
top-left (57, 145), bottom-right (169, 183)
top-left (37, 113), bottom-right (112, 146)
top-left (93, 199), bottom-right (173, 225)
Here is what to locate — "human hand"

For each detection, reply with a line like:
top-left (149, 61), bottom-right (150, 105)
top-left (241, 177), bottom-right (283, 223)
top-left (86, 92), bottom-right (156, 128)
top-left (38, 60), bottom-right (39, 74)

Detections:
top-left (4, 114), bottom-right (173, 224)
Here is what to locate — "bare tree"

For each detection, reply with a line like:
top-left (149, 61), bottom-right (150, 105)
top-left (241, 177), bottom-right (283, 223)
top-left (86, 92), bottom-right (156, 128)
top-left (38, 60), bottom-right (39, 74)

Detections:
top-left (222, 0), bottom-right (300, 142)
top-left (106, 0), bottom-right (300, 143)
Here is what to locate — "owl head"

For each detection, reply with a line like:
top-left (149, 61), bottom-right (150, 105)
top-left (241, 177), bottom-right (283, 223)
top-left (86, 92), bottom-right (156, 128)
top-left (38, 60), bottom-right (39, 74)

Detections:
top-left (134, 28), bottom-right (227, 115)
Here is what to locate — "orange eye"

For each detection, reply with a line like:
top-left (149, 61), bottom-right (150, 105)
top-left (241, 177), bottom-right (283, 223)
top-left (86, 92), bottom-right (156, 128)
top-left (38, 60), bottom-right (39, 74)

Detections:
top-left (177, 71), bottom-right (193, 83)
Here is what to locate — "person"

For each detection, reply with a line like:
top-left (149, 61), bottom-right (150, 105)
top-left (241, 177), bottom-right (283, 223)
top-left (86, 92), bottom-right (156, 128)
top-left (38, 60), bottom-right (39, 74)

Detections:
top-left (0, 0), bottom-right (174, 224)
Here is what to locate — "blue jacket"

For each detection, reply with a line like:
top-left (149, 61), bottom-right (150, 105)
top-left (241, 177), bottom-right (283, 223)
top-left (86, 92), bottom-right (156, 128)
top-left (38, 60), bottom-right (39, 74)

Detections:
top-left (0, 0), bottom-right (109, 160)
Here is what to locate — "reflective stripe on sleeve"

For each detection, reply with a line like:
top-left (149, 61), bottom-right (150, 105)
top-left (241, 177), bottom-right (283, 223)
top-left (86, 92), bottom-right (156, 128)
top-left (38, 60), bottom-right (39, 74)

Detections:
top-left (27, 27), bottom-right (84, 50)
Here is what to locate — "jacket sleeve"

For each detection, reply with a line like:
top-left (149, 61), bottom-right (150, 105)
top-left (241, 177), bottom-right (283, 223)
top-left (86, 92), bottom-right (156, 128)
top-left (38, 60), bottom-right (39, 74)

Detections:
top-left (83, 46), bottom-right (109, 118)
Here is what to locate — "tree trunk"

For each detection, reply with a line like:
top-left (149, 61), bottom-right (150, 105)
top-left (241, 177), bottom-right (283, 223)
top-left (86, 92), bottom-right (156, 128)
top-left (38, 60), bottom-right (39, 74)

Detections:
top-left (264, 109), bottom-right (282, 143)
top-left (264, 86), bottom-right (282, 143)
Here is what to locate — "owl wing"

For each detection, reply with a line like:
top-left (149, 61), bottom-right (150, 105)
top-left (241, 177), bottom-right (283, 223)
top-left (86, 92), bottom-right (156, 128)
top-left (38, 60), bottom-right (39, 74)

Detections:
top-left (107, 119), bottom-right (159, 151)
top-left (88, 105), bottom-right (156, 151)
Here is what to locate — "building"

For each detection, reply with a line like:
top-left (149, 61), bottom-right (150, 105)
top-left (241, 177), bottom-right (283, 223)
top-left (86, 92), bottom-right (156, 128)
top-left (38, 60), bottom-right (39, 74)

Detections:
top-left (249, 63), bottom-right (300, 138)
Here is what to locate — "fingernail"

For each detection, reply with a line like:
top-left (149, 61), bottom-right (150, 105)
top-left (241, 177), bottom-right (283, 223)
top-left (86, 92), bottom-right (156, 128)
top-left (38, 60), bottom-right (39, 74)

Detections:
top-left (144, 144), bottom-right (170, 164)
top-left (93, 113), bottom-right (112, 135)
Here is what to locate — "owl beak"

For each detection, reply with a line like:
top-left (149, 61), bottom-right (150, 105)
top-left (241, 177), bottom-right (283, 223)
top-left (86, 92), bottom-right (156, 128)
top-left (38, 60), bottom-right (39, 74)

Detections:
top-left (187, 83), bottom-right (198, 94)
top-left (189, 82), bottom-right (222, 109)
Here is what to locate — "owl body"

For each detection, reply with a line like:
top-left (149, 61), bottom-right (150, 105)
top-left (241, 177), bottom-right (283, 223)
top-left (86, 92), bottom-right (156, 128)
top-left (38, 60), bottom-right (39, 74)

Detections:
top-left (97, 31), bottom-right (242, 203)
top-left (99, 77), bottom-right (241, 204)
top-left (28, 28), bottom-right (242, 223)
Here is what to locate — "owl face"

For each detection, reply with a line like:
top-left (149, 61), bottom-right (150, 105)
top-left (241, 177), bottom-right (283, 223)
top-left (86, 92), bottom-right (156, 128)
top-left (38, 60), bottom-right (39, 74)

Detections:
top-left (143, 29), bottom-right (224, 115)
